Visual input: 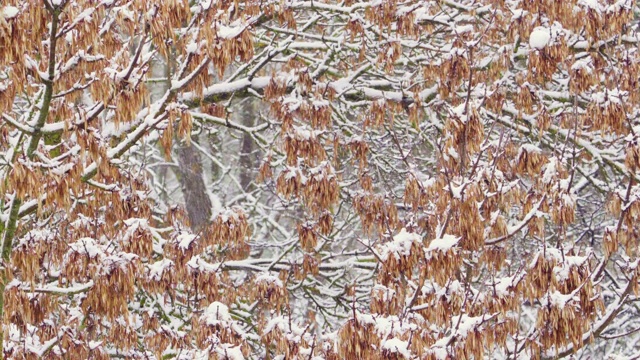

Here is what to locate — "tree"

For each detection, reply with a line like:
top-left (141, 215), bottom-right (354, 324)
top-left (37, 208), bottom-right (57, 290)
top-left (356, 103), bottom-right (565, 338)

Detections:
top-left (1, 0), bottom-right (640, 358)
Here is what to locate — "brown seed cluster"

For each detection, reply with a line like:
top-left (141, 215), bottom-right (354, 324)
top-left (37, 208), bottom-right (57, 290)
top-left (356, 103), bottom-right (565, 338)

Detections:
top-left (586, 89), bottom-right (628, 135)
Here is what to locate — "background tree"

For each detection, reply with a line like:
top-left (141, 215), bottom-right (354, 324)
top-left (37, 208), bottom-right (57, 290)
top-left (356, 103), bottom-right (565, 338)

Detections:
top-left (1, 0), bottom-right (640, 359)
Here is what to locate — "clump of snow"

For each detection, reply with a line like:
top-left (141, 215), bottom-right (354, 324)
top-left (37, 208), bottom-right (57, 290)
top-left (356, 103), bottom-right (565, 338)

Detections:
top-left (413, 171), bottom-right (435, 188)
top-left (202, 302), bottom-right (232, 326)
top-left (68, 237), bottom-right (104, 259)
top-left (123, 218), bottom-right (149, 235)
top-left (571, 57), bottom-right (593, 72)
top-left (378, 228), bottom-right (421, 261)
top-left (263, 316), bottom-right (318, 348)
top-left (554, 252), bottom-right (590, 281)
top-left (99, 252), bottom-right (138, 274)
top-left (429, 315), bottom-right (489, 358)
top-left (4, 279), bottom-right (21, 290)
top-left (543, 291), bottom-right (574, 309)
top-left (2, 6), bottom-right (19, 19)
top-left (493, 273), bottom-right (525, 297)
top-left (450, 314), bottom-right (491, 338)
top-left (494, 276), bottom-right (513, 297)
top-left (542, 156), bottom-right (559, 184)
top-left (254, 272), bottom-right (284, 287)
top-left (147, 259), bottom-right (174, 281)
top-left (353, 311), bottom-right (422, 343)
top-left (283, 166), bottom-right (305, 182)
top-left (186, 41), bottom-right (199, 54)
top-left (263, 315), bottom-right (311, 344)
top-left (591, 88), bottom-right (627, 106)
top-left (291, 125), bottom-right (323, 141)
top-left (519, 143), bottom-right (542, 155)
top-left (449, 180), bottom-right (469, 200)
top-left (215, 344), bottom-right (245, 360)
top-left (198, 0), bottom-right (213, 10)
top-left (511, 9), bottom-right (528, 20)
top-left (281, 95), bottom-right (302, 112)
top-left (455, 24), bottom-right (474, 34)
top-left (382, 338), bottom-right (411, 358)
top-left (529, 27), bottom-right (551, 50)
top-left (312, 98), bottom-right (329, 109)
top-left (445, 146), bottom-right (459, 161)
top-left (427, 347), bottom-right (449, 360)
top-left (448, 47), bottom-right (467, 58)
top-left (186, 255), bottom-right (218, 273)
top-left (561, 192), bottom-right (576, 206)
top-left (216, 23), bottom-right (245, 39)
top-left (427, 234), bottom-right (460, 252)
top-left (541, 247), bottom-right (563, 262)
top-left (577, 0), bottom-right (619, 12)
top-left (16, 229), bottom-right (55, 249)
top-left (578, 0), bottom-right (599, 9)
top-left (372, 314), bottom-right (418, 339)
top-left (176, 232), bottom-right (198, 252)
top-left (308, 161), bottom-right (336, 182)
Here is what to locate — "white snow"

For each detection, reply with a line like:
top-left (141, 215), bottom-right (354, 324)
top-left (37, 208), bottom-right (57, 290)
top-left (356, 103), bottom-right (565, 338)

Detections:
top-left (254, 272), bottom-right (284, 288)
top-left (545, 291), bottom-right (574, 309)
top-left (493, 273), bottom-right (525, 297)
top-left (554, 253), bottom-right (589, 281)
top-left (199, 0), bottom-right (213, 10)
top-left (511, 9), bottom-right (528, 20)
top-left (186, 41), bottom-right (199, 54)
top-left (429, 347), bottom-right (448, 360)
top-left (202, 302), bottom-right (232, 326)
top-left (529, 27), bottom-right (551, 50)
top-left (519, 143), bottom-right (542, 154)
top-left (415, 172), bottom-right (435, 188)
top-left (123, 218), bottom-right (149, 233)
top-left (216, 344), bottom-right (245, 360)
top-left (446, 146), bottom-right (459, 161)
top-left (148, 259), bottom-right (174, 281)
top-left (494, 277), bottom-right (513, 297)
top-left (263, 315), bottom-right (308, 340)
top-left (68, 237), bottom-right (103, 258)
top-left (186, 255), bottom-right (219, 273)
top-left (100, 253), bottom-right (138, 274)
top-left (292, 125), bottom-right (315, 140)
top-left (449, 314), bottom-right (493, 338)
top-left (449, 181), bottom-right (468, 199)
top-left (216, 24), bottom-right (245, 39)
top-left (427, 234), bottom-right (460, 252)
top-left (591, 88), bottom-right (627, 106)
top-left (382, 338), bottom-right (411, 358)
top-left (455, 24), bottom-right (474, 34)
top-left (2, 6), bottom-right (19, 19)
top-left (16, 229), bottom-right (55, 248)
top-left (578, 0), bottom-right (601, 11)
top-left (542, 156), bottom-right (558, 184)
top-left (176, 232), bottom-right (198, 251)
top-left (571, 57), bottom-right (593, 72)
top-left (378, 228), bottom-right (421, 261)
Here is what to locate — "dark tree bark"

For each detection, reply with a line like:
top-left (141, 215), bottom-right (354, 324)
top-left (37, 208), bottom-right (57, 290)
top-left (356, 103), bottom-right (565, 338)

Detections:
top-left (238, 101), bottom-right (257, 192)
top-left (176, 140), bottom-right (212, 232)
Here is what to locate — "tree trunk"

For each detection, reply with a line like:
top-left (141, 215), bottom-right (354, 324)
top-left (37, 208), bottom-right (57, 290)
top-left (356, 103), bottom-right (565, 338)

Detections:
top-left (238, 100), bottom-right (257, 192)
top-left (175, 140), bottom-right (212, 232)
